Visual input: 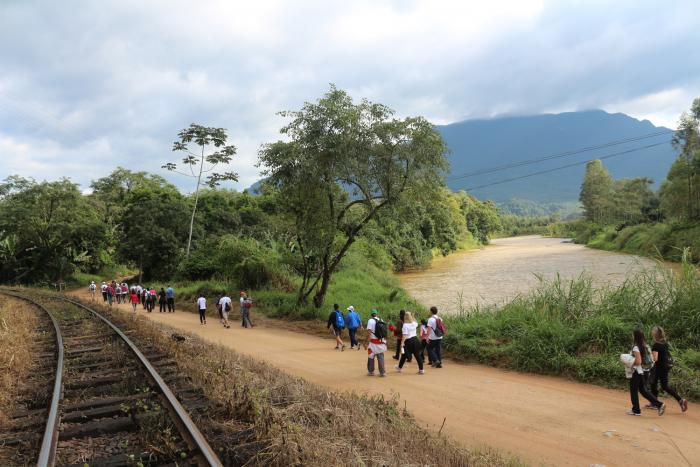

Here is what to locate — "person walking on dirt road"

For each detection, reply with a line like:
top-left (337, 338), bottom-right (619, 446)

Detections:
top-left (218, 294), bottom-right (232, 328)
top-left (239, 291), bottom-right (254, 328)
top-left (364, 309), bottom-right (387, 376)
top-left (89, 281), bottom-right (97, 302)
top-left (648, 326), bottom-right (688, 413)
top-left (197, 293), bottom-right (207, 325)
top-left (129, 288), bottom-right (139, 312)
top-left (427, 306), bottom-right (444, 368)
top-left (346, 306), bottom-right (363, 350)
top-left (392, 309), bottom-right (406, 361)
top-left (166, 285), bottom-right (175, 312)
top-left (628, 328), bottom-right (665, 416)
top-left (158, 287), bottom-right (167, 313)
top-left (106, 283), bottom-right (115, 307)
top-left (395, 311), bottom-right (425, 374)
top-left (101, 281), bottom-right (108, 302)
top-left (327, 303), bottom-right (346, 351)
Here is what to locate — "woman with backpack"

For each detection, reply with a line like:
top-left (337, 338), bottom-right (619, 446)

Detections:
top-left (628, 328), bottom-right (665, 416)
top-left (395, 311), bottom-right (425, 374)
top-left (648, 326), bottom-right (688, 413)
top-left (420, 319), bottom-right (431, 364)
top-left (326, 303), bottom-right (346, 351)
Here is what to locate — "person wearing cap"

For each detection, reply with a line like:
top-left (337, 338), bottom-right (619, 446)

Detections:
top-left (364, 309), bottom-right (387, 376)
top-left (101, 281), bottom-right (108, 302)
top-left (88, 281), bottom-right (97, 302)
top-left (345, 306), bottom-right (363, 350)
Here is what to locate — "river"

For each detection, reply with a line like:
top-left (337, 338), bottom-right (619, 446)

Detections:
top-left (398, 235), bottom-right (665, 314)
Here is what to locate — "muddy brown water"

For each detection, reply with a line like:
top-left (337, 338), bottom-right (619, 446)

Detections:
top-left (398, 235), bottom-right (668, 314)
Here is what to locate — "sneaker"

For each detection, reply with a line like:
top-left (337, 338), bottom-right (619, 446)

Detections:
top-left (379, 373), bottom-right (386, 377)
top-left (680, 399), bottom-right (688, 412)
top-left (394, 365), bottom-right (401, 373)
top-left (626, 410), bottom-right (641, 416)
top-left (658, 403), bottom-right (666, 416)
top-left (341, 345), bottom-right (345, 352)
top-left (367, 372), bottom-right (375, 377)
top-left (435, 362), bottom-right (442, 368)
top-left (392, 355), bottom-right (399, 360)
top-left (357, 346), bottom-right (361, 351)
top-left (418, 370), bottom-right (425, 375)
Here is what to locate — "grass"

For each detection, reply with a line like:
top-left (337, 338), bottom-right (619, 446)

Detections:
top-left (440, 257), bottom-right (700, 401)
top-left (66, 264), bottom-right (138, 288)
top-left (95, 298), bottom-right (520, 466)
top-left (0, 295), bottom-right (40, 424)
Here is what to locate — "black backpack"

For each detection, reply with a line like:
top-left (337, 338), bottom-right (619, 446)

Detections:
top-left (373, 318), bottom-right (388, 340)
top-left (666, 343), bottom-right (675, 370)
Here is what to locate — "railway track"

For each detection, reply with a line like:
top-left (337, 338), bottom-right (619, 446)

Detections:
top-left (0, 290), bottom-right (223, 467)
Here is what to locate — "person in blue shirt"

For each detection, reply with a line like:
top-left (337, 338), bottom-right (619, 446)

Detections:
top-left (346, 306), bottom-right (363, 350)
top-left (166, 285), bottom-right (175, 312)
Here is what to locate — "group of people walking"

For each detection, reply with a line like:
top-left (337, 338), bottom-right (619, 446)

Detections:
top-left (91, 280), bottom-right (176, 313)
top-left (327, 304), bottom-right (446, 377)
top-left (197, 291), bottom-right (255, 329)
top-left (624, 326), bottom-right (689, 416)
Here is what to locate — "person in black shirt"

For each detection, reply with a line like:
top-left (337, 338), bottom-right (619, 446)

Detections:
top-left (649, 326), bottom-right (688, 412)
top-left (326, 303), bottom-right (346, 351)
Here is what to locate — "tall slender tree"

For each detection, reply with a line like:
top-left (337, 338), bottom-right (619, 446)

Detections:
top-left (580, 159), bottom-right (614, 222)
top-left (163, 124), bottom-right (237, 258)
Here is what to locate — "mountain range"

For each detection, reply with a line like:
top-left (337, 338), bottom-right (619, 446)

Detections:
top-left (437, 110), bottom-right (677, 203)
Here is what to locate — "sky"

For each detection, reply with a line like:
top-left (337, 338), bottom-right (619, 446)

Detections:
top-left (1, 0), bottom-right (699, 193)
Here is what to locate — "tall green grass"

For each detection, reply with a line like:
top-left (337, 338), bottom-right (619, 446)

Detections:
top-left (442, 256), bottom-right (700, 399)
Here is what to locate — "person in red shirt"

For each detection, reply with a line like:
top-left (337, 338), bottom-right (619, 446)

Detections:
top-left (129, 289), bottom-right (139, 312)
top-left (106, 284), bottom-right (115, 307)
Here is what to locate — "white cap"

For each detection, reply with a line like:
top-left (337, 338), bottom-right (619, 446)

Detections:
top-left (347, 305), bottom-right (354, 311)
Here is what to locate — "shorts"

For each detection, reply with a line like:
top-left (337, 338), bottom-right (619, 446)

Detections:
top-left (333, 328), bottom-right (343, 337)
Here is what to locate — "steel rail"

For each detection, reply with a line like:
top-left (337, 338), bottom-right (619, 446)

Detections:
top-left (59, 296), bottom-right (223, 467)
top-left (0, 290), bottom-right (64, 467)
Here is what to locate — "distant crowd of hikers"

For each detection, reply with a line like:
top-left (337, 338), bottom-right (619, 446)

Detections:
top-left (89, 280), bottom-right (689, 416)
top-left (326, 304), bottom-right (446, 376)
top-left (90, 280), bottom-right (176, 312)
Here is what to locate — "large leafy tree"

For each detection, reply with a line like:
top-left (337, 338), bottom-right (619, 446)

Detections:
top-left (118, 183), bottom-right (189, 281)
top-left (163, 124), bottom-right (238, 258)
top-left (259, 86), bottom-right (448, 307)
top-left (0, 177), bottom-right (107, 283)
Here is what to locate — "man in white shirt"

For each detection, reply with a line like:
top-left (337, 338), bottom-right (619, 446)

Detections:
top-left (364, 309), bottom-right (387, 377)
top-left (100, 282), bottom-right (108, 302)
top-left (218, 294), bottom-right (232, 328)
top-left (197, 294), bottom-right (207, 325)
top-left (427, 306), bottom-right (443, 368)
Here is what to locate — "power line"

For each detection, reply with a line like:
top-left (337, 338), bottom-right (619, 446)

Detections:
top-left (447, 129), bottom-right (675, 181)
top-left (464, 140), bottom-right (673, 192)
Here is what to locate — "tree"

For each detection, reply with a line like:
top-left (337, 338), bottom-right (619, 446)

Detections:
top-left (162, 124), bottom-right (238, 258)
top-left (259, 86), bottom-right (448, 307)
top-left (118, 183), bottom-right (189, 281)
top-left (580, 159), bottom-right (614, 222)
top-left (663, 98), bottom-right (700, 221)
top-left (0, 177), bottom-right (107, 283)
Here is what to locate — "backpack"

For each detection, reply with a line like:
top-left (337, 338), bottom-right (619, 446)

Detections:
top-left (641, 344), bottom-right (654, 371)
top-left (665, 343), bottom-right (675, 370)
top-left (347, 312), bottom-right (360, 329)
top-left (224, 301), bottom-right (231, 312)
top-left (334, 310), bottom-right (345, 329)
top-left (372, 318), bottom-right (388, 340)
top-left (243, 299), bottom-right (252, 309)
top-left (433, 317), bottom-right (447, 338)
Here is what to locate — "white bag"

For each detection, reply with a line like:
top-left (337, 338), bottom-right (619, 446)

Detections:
top-left (620, 353), bottom-right (635, 368)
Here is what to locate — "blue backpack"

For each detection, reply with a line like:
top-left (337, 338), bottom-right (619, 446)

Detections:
top-left (347, 312), bottom-right (361, 329)
top-left (334, 310), bottom-right (346, 329)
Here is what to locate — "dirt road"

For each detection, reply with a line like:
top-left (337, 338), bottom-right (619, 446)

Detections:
top-left (104, 301), bottom-right (698, 466)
